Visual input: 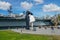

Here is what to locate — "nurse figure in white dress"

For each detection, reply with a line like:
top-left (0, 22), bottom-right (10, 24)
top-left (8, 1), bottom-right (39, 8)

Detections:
top-left (29, 13), bottom-right (35, 30)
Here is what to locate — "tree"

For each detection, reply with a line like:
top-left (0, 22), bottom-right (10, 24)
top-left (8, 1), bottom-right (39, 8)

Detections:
top-left (8, 6), bottom-right (12, 14)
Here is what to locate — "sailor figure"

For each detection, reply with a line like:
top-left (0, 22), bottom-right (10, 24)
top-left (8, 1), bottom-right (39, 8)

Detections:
top-left (25, 11), bottom-right (30, 30)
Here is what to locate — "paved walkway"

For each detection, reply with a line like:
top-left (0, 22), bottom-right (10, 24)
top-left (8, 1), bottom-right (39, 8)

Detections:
top-left (11, 27), bottom-right (60, 35)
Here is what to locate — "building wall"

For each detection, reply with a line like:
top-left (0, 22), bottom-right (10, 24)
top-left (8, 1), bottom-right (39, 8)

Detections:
top-left (0, 20), bottom-right (53, 27)
top-left (0, 21), bottom-right (26, 27)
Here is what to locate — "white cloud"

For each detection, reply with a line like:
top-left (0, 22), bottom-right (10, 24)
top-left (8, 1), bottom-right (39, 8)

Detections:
top-left (0, 1), bottom-right (11, 10)
top-left (43, 3), bottom-right (60, 12)
top-left (20, 1), bottom-right (33, 10)
top-left (34, 0), bottom-right (44, 4)
top-left (19, 13), bottom-right (23, 16)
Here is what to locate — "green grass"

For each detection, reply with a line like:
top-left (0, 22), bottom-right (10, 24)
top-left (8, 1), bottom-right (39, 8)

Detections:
top-left (0, 30), bottom-right (60, 40)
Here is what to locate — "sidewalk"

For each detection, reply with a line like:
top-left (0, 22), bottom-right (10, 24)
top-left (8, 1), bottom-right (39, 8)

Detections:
top-left (11, 27), bottom-right (60, 35)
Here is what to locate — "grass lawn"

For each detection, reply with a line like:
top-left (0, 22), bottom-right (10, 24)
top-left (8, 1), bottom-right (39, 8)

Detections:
top-left (0, 30), bottom-right (60, 40)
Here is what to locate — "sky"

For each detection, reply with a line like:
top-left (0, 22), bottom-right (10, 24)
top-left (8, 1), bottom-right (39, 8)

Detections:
top-left (0, 0), bottom-right (60, 17)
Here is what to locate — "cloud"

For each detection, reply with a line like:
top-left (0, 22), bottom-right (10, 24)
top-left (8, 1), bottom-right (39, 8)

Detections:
top-left (20, 1), bottom-right (33, 10)
top-left (34, 0), bottom-right (44, 4)
top-left (43, 3), bottom-right (60, 12)
top-left (0, 1), bottom-right (11, 10)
